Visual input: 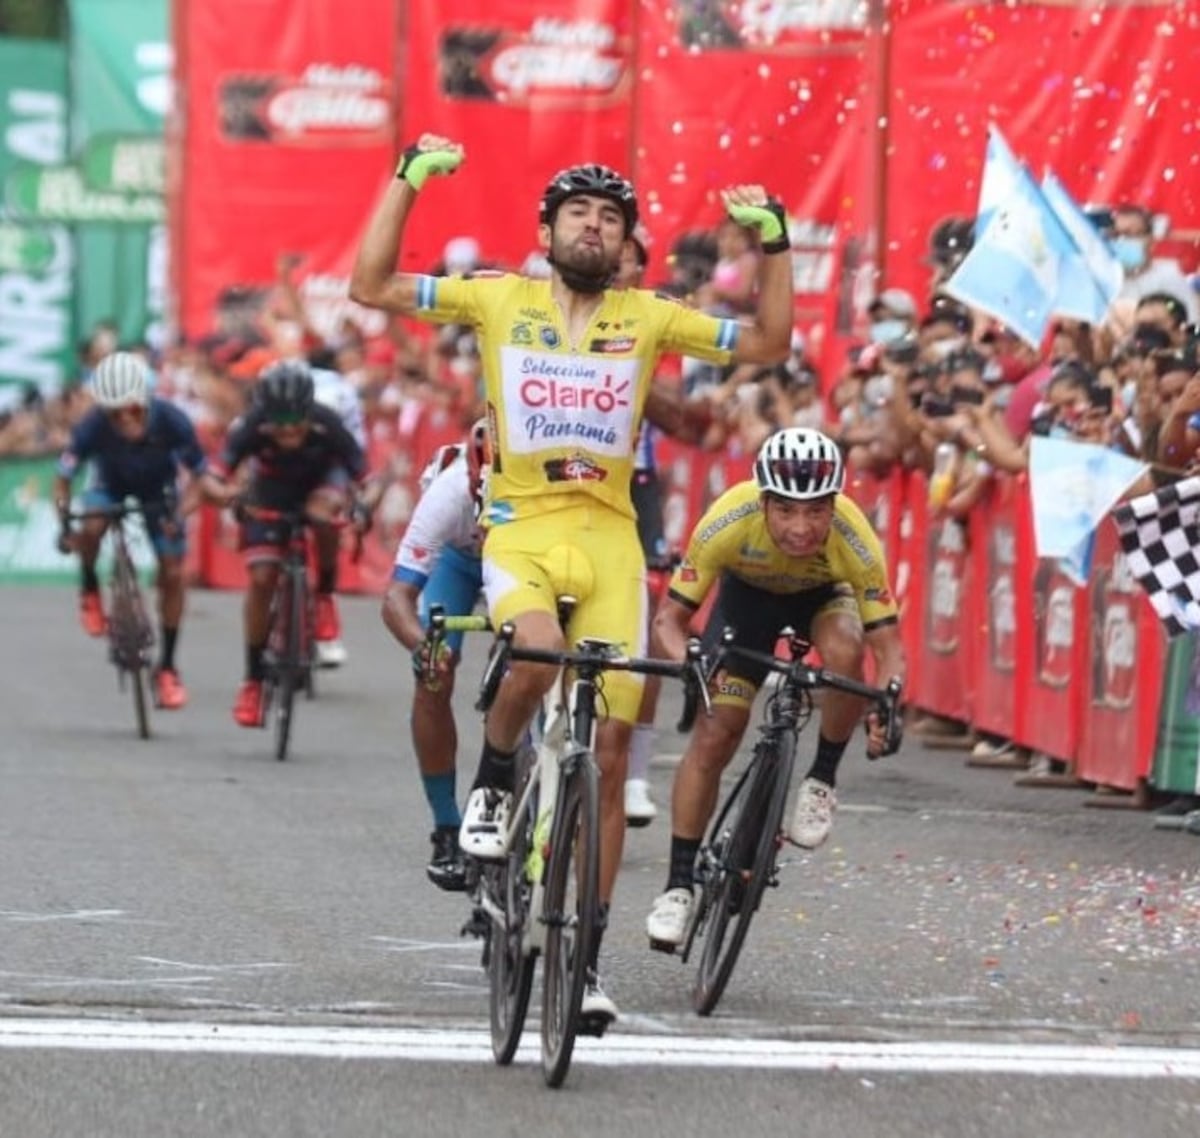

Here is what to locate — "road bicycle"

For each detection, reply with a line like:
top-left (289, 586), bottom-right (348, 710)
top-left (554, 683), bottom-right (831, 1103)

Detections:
top-left (427, 604), bottom-right (708, 1087)
top-left (671, 627), bottom-right (902, 1016)
top-left (237, 505), bottom-right (328, 761)
top-left (65, 500), bottom-right (158, 740)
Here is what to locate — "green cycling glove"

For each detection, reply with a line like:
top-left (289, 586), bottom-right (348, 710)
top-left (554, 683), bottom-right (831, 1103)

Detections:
top-left (396, 142), bottom-right (464, 190)
top-left (727, 197), bottom-right (790, 254)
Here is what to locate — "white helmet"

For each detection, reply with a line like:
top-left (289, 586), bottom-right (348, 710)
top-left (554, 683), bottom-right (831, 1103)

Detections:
top-left (754, 427), bottom-right (845, 500)
top-left (92, 351), bottom-right (150, 409)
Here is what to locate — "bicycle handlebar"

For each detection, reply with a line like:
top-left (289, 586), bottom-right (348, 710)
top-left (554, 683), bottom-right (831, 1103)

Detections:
top-left (425, 605), bottom-right (711, 726)
top-left (711, 630), bottom-right (904, 756)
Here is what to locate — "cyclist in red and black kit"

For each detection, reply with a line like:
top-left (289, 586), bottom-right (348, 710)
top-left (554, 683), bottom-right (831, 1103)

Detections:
top-left (200, 361), bottom-right (371, 727)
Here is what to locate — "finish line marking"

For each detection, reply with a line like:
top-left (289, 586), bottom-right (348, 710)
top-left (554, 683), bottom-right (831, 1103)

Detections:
top-left (2, 1018), bottom-right (1200, 1078)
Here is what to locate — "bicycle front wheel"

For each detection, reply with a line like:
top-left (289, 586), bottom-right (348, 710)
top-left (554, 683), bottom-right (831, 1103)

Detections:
top-left (130, 665), bottom-right (150, 740)
top-left (489, 778), bottom-right (537, 1065)
top-left (540, 756), bottom-right (599, 1089)
top-left (693, 729), bottom-right (796, 1016)
top-left (272, 572), bottom-right (303, 761)
top-left (110, 543), bottom-right (153, 741)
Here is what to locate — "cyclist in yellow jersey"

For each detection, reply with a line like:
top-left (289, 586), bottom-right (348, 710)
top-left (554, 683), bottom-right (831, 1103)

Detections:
top-left (350, 133), bottom-right (794, 1027)
top-left (645, 427), bottom-right (906, 949)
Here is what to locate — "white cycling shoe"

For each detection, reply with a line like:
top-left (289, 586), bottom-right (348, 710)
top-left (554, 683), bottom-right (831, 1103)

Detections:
top-left (579, 973), bottom-right (618, 1034)
top-left (789, 777), bottom-right (836, 849)
top-left (624, 778), bottom-right (657, 827)
top-left (315, 638), bottom-right (347, 669)
top-left (646, 887), bottom-right (693, 949)
top-left (458, 788), bottom-right (511, 860)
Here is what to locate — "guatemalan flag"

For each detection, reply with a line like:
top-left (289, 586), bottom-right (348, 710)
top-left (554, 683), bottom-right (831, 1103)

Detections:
top-left (943, 126), bottom-right (1077, 347)
top-left (1040, 169), bottom-right (1124, 326)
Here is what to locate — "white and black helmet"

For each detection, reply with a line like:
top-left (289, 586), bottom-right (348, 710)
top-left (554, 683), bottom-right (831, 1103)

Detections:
top-left (92, 351), bottom-right (150, 409)
top-left (754, 428), bottom-right (845, 501)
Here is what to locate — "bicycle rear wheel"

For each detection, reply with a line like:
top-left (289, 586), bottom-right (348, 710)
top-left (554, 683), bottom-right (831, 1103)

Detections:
top-left (693, 728), bottom-right (796, 1016)
top-left (489, 761), bottom-right (537, 1065)
top-left (540, 756), bottom-right (599, 1088)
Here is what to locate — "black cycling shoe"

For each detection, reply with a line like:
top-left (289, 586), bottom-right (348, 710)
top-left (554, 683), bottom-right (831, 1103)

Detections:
top-left (427, 826), bottom-right (469, 892)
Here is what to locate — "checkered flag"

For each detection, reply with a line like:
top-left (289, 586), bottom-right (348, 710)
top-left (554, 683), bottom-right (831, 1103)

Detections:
top-left (1113, 475), bottom-right (1200, 637)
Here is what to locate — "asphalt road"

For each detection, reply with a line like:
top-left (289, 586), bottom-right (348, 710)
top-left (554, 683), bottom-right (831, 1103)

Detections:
top-left (2, 586), bottom-right (1199, 1137)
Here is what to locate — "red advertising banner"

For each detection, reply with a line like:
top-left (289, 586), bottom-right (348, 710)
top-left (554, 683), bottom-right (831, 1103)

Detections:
top-left (172, 0), bottom-right (399, 339)
top-left (883, 0), bottom-right (1200, 300)
top-left (1075, 517), bottom-right (1166, 791)
top-left (633, 0), bottom-right (873, 357)
top-left (968, 473), bottom-right (1027, 741)
top-left (398, 0), bottom-right (636, 276)
top-left (913, 505), bottom-right (973, 723)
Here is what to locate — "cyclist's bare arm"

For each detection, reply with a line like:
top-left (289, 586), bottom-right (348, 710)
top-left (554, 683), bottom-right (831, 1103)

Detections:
top-left (350, 134), bottom-right (465, 315)
top-left (651, 592), bottom-right (700, 666)
top-left (721, 184), bottom-right (793, 366)
top-left (863, 620), bottom-right (906, 756)
top-left (381, 578), bottom-right (424, 651)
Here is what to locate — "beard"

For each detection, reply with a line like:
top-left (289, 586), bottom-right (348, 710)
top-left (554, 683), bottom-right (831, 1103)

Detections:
top-left (547, 233), bottom-right (618, 295)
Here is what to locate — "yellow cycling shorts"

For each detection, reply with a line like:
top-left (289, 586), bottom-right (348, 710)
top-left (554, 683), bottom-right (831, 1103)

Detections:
top-left (482, 502), bottom-right (648, 724)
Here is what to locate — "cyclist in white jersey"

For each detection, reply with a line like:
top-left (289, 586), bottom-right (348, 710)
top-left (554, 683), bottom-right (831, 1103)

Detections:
top-left (381, 421), bottom-right (488, 893)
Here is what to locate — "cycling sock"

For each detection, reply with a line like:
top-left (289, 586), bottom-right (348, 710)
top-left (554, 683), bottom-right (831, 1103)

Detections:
top-left (422, 772), bottom-right (461, 829)
top-left (587, 902), bottom-right (609, 973)
top-left (247, 644), bottom-right (266, 682)
top-left (473, 740), bottom-right (517, 793)
top-left (160, 626), bottom-right (179, 672)
top-left (81, 565), bottom-right (100, 593)
top-left (806, 734), bottom-right (848, 788)
top-left (667, 836), bottom-right (701, 892)
top-left (317, 567), bottom-right (336, 596)
top-left (628, 723), bottom-right (655, 781)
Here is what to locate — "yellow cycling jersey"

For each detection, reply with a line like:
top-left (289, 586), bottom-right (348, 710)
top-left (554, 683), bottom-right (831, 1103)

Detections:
top-left (668, 480), bottom-right (900, 630)
top-left (413, 273), bottom-right (737, 523)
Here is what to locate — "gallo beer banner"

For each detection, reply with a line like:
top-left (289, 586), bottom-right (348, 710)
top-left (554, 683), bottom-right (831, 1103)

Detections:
top-left (633, 1), bottom-right (875, 355)
top-left (399, 0), bottom-right (636, 276)
top-left (172, 0), bottom-right (398, 338)
top-left (883, 0), bottom-right (1200, 299)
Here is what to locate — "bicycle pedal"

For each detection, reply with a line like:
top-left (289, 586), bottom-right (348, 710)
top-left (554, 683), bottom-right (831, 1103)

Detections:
top-left (648, 938), bottom-right (677, 956)
top-left (577, 1013), bottom-right (612, 1038)
top-left (460, 909), bottom-right (489, 940)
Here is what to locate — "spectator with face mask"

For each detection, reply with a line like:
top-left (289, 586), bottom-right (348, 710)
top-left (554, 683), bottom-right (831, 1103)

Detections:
top-left (1111, 204), bottom-right (1198, 324)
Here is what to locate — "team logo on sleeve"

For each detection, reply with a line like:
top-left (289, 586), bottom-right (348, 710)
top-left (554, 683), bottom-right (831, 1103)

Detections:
top-left (539, 326), bottom-right (561, 349)
top-left (511, 322), bottom-right (533, 344)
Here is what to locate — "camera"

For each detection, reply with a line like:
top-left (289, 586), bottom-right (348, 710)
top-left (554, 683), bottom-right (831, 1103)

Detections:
top-left (949, 384), bottom-right (985, 407)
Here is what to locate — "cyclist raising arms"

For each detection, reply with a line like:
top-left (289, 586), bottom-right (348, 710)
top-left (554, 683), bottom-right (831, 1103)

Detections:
top-left (380, 419), bottom-right (489, 893)
top-left (645, 427), bottom-right (906, 948)
top-left (54, 351), bottom-right (207, 710)
top-left (350, 133), bottom-right (794, 1026)
top-left (200, 361), bottom-right (371, 728)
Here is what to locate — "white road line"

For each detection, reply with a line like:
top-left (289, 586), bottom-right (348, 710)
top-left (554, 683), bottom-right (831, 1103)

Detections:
top-left (1, 1018), bottom-right (1199, 1077)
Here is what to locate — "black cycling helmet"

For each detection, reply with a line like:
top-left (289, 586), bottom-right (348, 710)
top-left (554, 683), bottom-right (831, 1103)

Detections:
top-left (255, 360), bottom-right (315, 421)
top-left (539, 163), bottom-right (639, 235)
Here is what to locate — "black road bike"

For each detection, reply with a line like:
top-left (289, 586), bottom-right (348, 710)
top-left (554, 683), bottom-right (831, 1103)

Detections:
top-left (674, 628), bottom-right (902, 1016)
top-left (66, 501), bottom-right (157, 739)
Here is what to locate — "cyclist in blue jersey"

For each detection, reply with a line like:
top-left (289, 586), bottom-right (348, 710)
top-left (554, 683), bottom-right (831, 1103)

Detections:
top-left (53, 352), bottom-right (207, 710)
top-left (381, 420), bottom-right (489, 892)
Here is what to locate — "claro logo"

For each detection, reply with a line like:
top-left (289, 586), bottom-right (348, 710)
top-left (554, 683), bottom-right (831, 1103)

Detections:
top-left (519, 376), bottom-right (630, 412)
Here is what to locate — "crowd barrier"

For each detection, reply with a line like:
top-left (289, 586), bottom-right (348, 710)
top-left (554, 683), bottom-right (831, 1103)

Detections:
top-left (8, 404), bottom-right (1178, 800)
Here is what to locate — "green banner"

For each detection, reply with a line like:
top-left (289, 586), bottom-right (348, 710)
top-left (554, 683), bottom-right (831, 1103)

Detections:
top-left (68, 0), bottom-right (169, 347)
top-left (80, 134), bottom-right (164, 194)
top-left (6, 162), bottom-right (164, 222)
top-left (0, 456), bottom-right (77, 582)
top-left (0, 455), bottom-right (156, 583)
top-left (1152, 633), bottom-right (1200, 796)
top-left (0, 37), bottom-right (76, 392)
